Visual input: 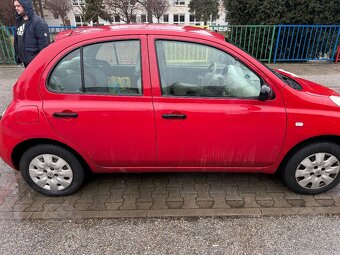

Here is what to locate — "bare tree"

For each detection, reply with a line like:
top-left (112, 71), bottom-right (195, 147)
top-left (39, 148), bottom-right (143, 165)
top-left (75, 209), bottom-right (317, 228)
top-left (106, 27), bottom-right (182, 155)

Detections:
top-left (78, 0), bottom-right (113, 26)
top-left (137, 0), bottom-right (170, 23)
top-left (46, 0), bottom-right (72, 26)
top-left (105, 0), bottom-right (139, 24)
top-left (32, 0), bottom-right (45, 17)
top-left (150, 0), bottom-right (170, 23)
top-left (136, 0), bottom-right (153, 23)
top-left (38, 0), bottom-right (44, 18)
top-left (0, 0), bottom-right (16, 26)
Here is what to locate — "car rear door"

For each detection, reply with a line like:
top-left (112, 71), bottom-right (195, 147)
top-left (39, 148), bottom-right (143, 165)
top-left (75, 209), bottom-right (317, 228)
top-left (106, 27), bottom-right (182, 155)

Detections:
top-left (40, 35), bottom-right (156, 168)
top-left (148, 35), bottom-right (287, 168)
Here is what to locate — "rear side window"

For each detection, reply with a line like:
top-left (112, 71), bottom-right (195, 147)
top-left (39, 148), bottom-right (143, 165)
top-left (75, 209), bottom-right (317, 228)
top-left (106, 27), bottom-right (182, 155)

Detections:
top-left (47, 40), bottom-right (142, 95)
top-left (48, 49), bottom-right (82, 92)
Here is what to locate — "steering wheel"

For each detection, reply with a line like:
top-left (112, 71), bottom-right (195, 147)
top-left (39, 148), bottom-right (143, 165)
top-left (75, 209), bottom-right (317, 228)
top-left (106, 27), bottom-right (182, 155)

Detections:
top-left (207, 62), bottom-right (217, 74)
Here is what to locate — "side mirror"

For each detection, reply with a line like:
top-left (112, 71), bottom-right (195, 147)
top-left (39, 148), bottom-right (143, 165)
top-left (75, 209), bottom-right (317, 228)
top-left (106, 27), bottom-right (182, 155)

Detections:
top-left (259, 85), bottom-right (273, 101)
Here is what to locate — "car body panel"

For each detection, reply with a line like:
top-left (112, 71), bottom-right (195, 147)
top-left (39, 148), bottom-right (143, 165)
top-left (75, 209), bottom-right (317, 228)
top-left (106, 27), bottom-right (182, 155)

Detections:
top-left (1, 25), bottom-right (340, 176)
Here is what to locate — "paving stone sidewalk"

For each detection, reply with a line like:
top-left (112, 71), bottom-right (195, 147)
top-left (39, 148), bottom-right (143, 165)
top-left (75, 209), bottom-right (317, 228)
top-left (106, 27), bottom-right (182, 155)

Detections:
top-left (0, 63), bottom-right (340, 219)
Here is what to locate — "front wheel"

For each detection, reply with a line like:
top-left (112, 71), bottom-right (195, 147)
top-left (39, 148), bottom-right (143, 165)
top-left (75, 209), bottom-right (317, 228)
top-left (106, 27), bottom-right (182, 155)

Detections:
top-left (282, 142), bottom-right (340, 194)
top-left (19, 144), bottom-right (85, 196)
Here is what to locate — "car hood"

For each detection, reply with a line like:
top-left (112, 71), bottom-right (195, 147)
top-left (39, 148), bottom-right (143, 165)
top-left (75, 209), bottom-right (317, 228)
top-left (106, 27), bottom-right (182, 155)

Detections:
top-left (276, 69), bottom-right (339, 97)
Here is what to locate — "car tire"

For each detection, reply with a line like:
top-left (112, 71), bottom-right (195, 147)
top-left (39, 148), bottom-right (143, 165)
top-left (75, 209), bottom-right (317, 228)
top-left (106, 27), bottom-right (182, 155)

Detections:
top-left (282, 142), bottom-right (340, 194)
top-left (19, 144), bottom-right (85, 196)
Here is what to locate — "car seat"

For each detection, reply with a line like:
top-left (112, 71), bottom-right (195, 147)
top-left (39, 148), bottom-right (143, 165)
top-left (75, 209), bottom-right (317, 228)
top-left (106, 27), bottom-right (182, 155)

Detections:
top-left (84, 67), bottom-right (108, 92)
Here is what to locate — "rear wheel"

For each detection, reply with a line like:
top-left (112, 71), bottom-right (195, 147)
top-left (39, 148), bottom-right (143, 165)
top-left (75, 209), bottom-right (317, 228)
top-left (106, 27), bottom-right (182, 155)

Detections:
top-left (282, 142), bottom-right (340, 194)
top-left (19, 144), bottom-right (85, 196)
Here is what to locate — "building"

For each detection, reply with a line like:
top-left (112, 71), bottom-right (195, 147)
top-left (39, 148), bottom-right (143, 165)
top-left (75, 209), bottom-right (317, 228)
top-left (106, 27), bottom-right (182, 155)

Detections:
top-left (43, 0), bottom-right (227, 27)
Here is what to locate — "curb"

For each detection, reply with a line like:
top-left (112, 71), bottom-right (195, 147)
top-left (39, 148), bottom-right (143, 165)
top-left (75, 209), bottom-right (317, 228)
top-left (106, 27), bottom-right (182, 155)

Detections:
top-left (1, 207), bottom-right (340, 220)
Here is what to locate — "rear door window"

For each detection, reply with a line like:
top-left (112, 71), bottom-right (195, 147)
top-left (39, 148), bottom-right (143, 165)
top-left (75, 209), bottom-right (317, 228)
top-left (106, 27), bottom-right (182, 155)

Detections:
top-left (48, 40), bottom-right (142, 95)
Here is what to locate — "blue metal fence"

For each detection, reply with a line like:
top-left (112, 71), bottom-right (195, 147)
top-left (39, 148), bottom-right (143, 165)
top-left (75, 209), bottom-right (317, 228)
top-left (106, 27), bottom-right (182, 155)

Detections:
top-left (48, 26), bottom-right (76, 41)
top-left (0, 26), bottom-right (75, 64)
top-left (1, 25), bottom-right (340, 64)
top-left (211, 24), bottom-right (340, 63)
top-left (211, 25), bottom-right (276, 62)
top-left (273, 25), bottom-right (340, 63)
top-left (6, 26), bottom-right (76, 41)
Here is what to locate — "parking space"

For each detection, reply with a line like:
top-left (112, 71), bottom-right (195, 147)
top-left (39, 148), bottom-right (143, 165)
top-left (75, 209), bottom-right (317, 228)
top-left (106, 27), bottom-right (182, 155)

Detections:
top-left (1, 63), bottom-right (340, 219)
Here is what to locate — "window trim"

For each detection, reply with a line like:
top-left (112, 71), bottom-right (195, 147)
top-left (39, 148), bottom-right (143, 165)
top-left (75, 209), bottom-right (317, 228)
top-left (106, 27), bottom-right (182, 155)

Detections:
top-left (80, 46), bottom-right (85, 92)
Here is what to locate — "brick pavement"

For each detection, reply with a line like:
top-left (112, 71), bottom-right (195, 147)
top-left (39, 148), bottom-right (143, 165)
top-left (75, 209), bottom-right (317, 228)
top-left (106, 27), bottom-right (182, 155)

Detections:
top-left (0, 63), bottom-right (340, 219)
top-left (1, 169), bottom-right (340, 219)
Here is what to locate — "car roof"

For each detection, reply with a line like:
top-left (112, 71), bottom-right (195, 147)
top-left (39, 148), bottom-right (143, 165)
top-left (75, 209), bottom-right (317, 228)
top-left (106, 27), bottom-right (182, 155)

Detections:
top-left (55, 24), bottom-right (225, 42)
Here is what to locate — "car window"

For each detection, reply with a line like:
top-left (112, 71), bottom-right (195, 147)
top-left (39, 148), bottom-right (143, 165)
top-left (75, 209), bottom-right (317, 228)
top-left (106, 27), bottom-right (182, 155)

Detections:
top-left (48, 40), bottom-right (142, 95)
top-left (156, 40), bottom-right (262, 98)
top-left (48, 49), bottom-right (82, 92)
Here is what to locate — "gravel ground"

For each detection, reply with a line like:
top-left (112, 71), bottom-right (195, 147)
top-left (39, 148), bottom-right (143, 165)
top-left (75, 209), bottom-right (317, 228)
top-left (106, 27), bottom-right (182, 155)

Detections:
top-left (1, 215), bottom-right (340, 255)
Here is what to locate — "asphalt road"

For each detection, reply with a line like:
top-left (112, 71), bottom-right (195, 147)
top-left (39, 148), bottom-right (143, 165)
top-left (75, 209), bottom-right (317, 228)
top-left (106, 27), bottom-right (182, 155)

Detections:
top-left (1, 63), bottom-right (340, 254)
top-left (1, 215), bottom-right (340, 254)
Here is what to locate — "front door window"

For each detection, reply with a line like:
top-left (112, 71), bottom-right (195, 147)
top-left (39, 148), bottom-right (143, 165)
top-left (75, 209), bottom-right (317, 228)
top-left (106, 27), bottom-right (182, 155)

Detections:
top-left (156, 40), bottom-right (261, 99)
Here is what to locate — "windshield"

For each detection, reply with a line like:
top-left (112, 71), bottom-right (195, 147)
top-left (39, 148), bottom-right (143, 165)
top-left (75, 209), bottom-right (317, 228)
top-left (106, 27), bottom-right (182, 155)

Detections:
top-left (223, 36), bottom-right (303, 91)
top-left (271, 69), bottom-right (303, 91)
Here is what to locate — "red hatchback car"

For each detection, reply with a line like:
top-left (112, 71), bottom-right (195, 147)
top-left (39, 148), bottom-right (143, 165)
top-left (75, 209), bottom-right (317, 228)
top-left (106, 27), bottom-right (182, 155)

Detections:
top-left (1, 24), bottom-right (340, 196)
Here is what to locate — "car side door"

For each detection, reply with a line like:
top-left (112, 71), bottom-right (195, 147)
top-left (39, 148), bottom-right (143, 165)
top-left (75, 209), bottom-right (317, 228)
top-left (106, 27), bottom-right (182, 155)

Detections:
top-left (40, 36), bottom-right (156, 168)
top-left (148, 36), bottom-right (287, 168)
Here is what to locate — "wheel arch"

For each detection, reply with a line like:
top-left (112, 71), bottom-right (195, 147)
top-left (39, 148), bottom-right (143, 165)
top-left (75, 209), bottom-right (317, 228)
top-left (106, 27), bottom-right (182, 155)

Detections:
top-left (277, 135), bottom-right (340, 174)
top-left (11, 138), bottom-right (92, 174)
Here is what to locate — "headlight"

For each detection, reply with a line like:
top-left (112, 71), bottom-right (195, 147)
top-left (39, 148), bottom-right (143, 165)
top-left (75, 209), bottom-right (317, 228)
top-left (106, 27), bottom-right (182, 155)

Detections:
top-left (330, 96), bottom-right (340, 106)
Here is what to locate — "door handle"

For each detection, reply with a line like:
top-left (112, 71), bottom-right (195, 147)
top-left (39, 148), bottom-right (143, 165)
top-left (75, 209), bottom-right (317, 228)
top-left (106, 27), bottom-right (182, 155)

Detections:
top-left (53, 112), bottom-right (78, 118)
top-left (162, 113), bottom-right (187, 120)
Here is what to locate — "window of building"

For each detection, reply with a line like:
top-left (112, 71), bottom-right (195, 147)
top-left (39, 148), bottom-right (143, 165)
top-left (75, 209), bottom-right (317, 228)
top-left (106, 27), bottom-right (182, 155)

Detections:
top-left (75, 15), bottom-right (82, 26)
top-left (173, 14), bottom-right (185, 24)
top-left (141, 15), bottom-right (147, 23)
top-left (131, 15), bottom-right (137, 23)
top-left (189, 15), bottom-right (195, 23)
top-left (53, 13), bottom-right (59, 19)
top-left (114, 16), bottom-right (120, 23)
top-left (162, 14), bottom-right (169, 23)
top-left (173, 0), bottom-right (185, 5)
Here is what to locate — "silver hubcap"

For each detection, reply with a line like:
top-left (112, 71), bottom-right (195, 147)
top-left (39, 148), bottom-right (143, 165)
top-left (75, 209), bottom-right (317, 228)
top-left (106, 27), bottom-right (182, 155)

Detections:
top-left (29, 154), bottom-right (73, 191)
top-left (295, 152), bottom-right (340, 190)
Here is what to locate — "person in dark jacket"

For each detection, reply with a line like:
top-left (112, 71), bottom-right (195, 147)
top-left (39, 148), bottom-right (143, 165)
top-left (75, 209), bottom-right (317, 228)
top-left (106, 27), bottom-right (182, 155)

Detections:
top-left (13, 0), bottom-right (50, 67)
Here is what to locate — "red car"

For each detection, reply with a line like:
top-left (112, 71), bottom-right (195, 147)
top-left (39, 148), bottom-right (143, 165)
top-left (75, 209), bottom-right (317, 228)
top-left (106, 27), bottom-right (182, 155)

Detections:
top-left (1, 24), bottom-right (340, 196)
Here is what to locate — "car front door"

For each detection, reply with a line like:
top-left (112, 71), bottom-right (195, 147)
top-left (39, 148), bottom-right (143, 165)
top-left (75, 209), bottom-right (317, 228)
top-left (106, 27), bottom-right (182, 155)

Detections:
top-left (41, 36), bottom-right (156, 167)
top-left (149, 36), bottom-right (287, 168)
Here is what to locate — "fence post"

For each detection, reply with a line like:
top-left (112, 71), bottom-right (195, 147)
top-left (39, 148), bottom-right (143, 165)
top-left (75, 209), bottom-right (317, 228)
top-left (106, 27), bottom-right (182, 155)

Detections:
top-left (0, 28), bottom-right (7, 64)
top-left (268, 25), bottom-right (275, 63)
top-left (273, 25), bottom-right (281, 63)
top-left (331, 26), bottom-right (340, 61)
